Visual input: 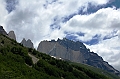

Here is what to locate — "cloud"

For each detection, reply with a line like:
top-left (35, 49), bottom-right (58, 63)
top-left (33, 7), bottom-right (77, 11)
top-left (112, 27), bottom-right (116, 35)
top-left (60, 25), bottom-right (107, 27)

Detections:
top-left (86, 36), bottom-right (120, 71)
top-left (0, 0), bottom-right (8, 26)
top-left (1, 0), bottom-right (120, 71)
top-left (63, 7), bottom-right (120, 42)
top-left (4, 0), bottom-right (110, 46)
top-left (62, 7), bottom-right (120, 70)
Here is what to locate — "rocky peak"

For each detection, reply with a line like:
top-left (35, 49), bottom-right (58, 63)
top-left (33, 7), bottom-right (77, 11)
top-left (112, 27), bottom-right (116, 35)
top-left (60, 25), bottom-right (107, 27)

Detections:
top-left (37, 38), bottom-right (120, 76)
top-left (21, 38), bottom-right (26, 44)
top-left (57, 38), bottom-right (87, 51)
top-left (0, 26), bottom-right (7, 35)
top-left (21, 38), bottom-right (34, 48)
top-left (8, 31), bottom-right (16, 40)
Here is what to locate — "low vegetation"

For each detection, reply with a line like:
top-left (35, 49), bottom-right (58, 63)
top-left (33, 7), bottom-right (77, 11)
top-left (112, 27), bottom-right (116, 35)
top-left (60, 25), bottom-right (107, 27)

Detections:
top-left (0, 34), bottom-right (120, 79)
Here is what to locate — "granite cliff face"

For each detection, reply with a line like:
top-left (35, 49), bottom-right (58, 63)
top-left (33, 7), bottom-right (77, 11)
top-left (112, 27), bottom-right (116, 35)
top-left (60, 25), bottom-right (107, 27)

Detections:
top-left (0, 26), bottom-right (7, 35)
top-left (37, 38), bottom-right (120, 76)
top-left (21, 38), bottom-right (34, 48)
top-left (0, 26), bottom-right (16, 40)
top-left (8, 31), bottom-right (16, 40)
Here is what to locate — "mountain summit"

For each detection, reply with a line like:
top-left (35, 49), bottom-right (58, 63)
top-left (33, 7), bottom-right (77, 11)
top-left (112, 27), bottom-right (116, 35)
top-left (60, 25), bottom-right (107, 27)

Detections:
top-left (8, 31), bottom-right (16, 40)
top-left (0, 26), bottom-right (7, 35)
top-left (0, 26), bottom-right (16, 40)
top-left (21, 38), bottom-right (34, 48)
top-left (37, 38), bottom-right (120, 76)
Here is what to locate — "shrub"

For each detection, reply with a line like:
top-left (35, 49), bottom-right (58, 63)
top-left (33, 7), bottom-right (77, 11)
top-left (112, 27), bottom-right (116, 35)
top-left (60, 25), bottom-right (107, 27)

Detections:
top-left (24, 56), bottom-right (33, 66)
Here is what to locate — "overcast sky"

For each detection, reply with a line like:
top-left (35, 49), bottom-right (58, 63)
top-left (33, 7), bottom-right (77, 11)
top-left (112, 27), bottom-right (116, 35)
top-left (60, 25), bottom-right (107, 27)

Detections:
top-left (0, 0), bottom-right (120, 71)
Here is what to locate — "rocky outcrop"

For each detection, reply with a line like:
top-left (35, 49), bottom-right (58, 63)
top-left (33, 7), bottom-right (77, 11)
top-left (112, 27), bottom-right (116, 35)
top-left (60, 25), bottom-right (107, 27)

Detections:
top-left (37, 38), bottom-right (120, 76)
top-left (21, 38), bottom-right (34, 48)
top-left (0, 26), bottom-right (17, 40)
top-left (8, 31), bottom-right (16, 40)
top-left (28, 53), bottom-right (39, 64)
top-left (0, 26), bottom-right (7, 35)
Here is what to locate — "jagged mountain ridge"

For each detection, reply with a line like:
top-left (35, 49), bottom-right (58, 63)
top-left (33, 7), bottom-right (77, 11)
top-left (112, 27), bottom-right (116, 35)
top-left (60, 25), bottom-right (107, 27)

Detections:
top-left (0, 26), bottom-right (7, 35)
top-left (21, 38), bottom-right (34, 48)
top-left (0, 26), bottom-right (120, 77)
top-left (0, 25), bottom-right (33, 48)
top-left (0, 25), bottom-right (16, 40)
top-left (1, 28), bottom-right (119, 79)
top-left (37, 38), bottom-right (120, 76)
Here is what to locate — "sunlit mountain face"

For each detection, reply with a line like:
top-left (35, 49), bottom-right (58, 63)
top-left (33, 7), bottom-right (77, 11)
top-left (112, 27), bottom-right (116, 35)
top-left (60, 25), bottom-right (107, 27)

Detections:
top-left (3, 0), bottom-right (120, 71)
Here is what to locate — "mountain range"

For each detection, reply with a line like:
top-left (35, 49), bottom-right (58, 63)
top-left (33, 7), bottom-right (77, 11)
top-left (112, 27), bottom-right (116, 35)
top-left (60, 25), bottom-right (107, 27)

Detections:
top-left (0, 25), bottom-right (16, 40)
top-left (0, 26), bottom-right (120, 78)
top-left (37, 38), bottom-right (120, 76)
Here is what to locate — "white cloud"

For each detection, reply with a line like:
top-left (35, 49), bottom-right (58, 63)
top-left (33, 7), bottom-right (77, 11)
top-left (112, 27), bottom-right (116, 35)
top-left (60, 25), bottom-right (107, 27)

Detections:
top-left (86, 36), bottom-right (120, 71)
top-left (4, 0), bottom-right (110, 46)
top-left (0, 0), bottom-right (8, 27)
top-left (63, 7), bottom-right (120, 42)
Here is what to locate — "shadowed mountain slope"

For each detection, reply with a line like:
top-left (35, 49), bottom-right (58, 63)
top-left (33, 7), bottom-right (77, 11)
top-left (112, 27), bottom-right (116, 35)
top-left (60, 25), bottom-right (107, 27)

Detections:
top-left (37, 38), bottom-right (120, 76)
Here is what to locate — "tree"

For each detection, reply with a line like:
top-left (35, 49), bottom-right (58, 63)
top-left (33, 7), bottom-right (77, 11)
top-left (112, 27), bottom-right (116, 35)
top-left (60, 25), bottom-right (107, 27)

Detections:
top-left (32, 49), bottom-right (37, 55)
top-left (25, 56), bottom-right (33, 66)
top-left (1, 40), bottom-right (4, 44)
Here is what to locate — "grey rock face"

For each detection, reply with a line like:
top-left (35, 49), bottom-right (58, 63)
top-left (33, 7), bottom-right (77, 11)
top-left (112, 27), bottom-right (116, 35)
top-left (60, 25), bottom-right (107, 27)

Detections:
top-left (21, 38), bottom-right (34, 48)
top-left (8, 31), bottom-right (16, 40)
top-left (0, 26), bottom-right (7, 35)
top-left (37, 38), bottom-right (120, 76)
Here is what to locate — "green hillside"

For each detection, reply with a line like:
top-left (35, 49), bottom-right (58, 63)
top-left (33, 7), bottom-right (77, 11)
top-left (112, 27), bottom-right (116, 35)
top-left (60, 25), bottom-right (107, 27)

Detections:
top-left (0, 34), bottom-right (120, 79)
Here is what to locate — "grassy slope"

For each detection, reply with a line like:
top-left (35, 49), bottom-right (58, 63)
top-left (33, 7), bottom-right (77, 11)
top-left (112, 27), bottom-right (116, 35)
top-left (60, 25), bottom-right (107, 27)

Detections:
top-left (70, 62), bottom-right (120, 79)
top-left (0, 34), bottom-right (120, 79)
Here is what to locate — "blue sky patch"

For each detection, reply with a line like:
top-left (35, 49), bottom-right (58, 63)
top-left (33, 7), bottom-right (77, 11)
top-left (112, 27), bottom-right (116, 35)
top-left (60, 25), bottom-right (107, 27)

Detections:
top-left (63, 0), bottom-right (120, 23)
top-left (84, 34), bottom-right (100, 45)
top-left (103, 30), bottom-right (118, 40)
top-left (6, 0), bottom-right (18, 13)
